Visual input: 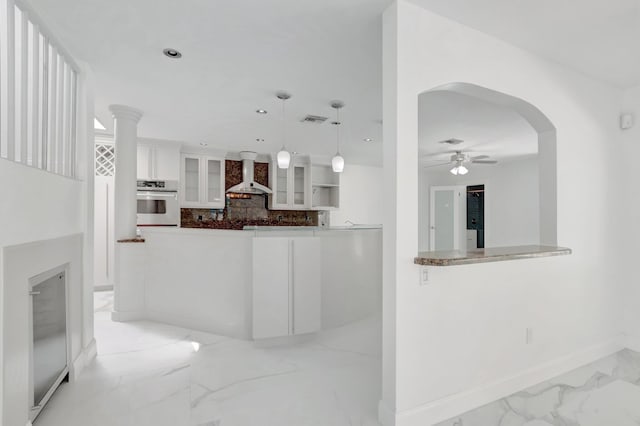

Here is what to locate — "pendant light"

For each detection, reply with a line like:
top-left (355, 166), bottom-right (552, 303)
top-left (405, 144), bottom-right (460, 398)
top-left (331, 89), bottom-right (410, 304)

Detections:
top-left (330, 101), bottom-right (345, 173)
top-left (276, 92), bottom-right (291, 169)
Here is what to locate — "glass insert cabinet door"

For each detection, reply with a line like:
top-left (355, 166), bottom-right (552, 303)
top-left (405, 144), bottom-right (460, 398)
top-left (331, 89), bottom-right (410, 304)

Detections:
top-left (292, 165), bottom-right (306, 206)
top-left (206, 158), bottom-right (223, 204)
top-left (271, 161), bottom-right (309, 209)
top-left (276, 167), bottom-right (288, 205)
top-left (180, 154), bottom-right (225, 208)
top-left (184, 156), bottom-right (200, 203)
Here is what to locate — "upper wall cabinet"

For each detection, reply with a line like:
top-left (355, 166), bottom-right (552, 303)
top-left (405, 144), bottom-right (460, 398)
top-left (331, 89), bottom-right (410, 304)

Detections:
top-left (269, 157), bottom-right (311, 210)
top-left (180, 154), bottom-right (225, 209)
top-left (137, 142), bottom-right (180, 181)
top-left (310, 165), bottom-right (340, 210)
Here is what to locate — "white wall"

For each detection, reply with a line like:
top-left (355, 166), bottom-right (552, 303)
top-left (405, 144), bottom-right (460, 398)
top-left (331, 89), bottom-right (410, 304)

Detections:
top-left (419, 156), bottom-right (540, 250)
top-left (620, 86), bottom-right (640, 350)
top-left (330, 164), bottom-right (384, 226)
top-left (0, 6), bottom-right (95, 421)
top-left (382, 2), bottom-right (626, 424)
top-left (3, 235), bottom-right (84, 426)
top-left (0, 160), bottom-right (91, 426)
top-left (0, 162), bottom-right (84, 248)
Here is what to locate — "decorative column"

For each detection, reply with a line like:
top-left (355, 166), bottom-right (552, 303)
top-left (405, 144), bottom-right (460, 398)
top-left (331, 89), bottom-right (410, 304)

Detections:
top-left (109, 105), bottom-right (143, 240)
top-left (110, 105), bottom-right (144, 322)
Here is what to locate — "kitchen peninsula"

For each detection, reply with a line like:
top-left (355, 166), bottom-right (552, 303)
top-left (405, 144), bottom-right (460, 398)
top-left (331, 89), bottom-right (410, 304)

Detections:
top-left (114, 225), bottom-right (382, 340)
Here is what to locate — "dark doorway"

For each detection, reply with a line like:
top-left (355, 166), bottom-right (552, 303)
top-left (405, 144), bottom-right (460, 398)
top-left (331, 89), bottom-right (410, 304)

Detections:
top-left (467, 185), bottom-right (485, 248)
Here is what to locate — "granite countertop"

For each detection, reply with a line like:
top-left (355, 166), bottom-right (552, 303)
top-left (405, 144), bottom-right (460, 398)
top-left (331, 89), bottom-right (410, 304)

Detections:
top-left (243, 225), bottom-right (382, 231)
top-left (117, 237), bottom-right (146, 243)
top-left (414, 245), bottom-right (571, 266)
top-left (182, 219), bottom-right (319, 230)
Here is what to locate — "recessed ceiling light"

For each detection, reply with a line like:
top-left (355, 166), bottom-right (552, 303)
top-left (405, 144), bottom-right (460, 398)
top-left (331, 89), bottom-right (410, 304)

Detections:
top-left (163, 48), bottom-right (182, 58)
top-left (200, 142), bottom-right (208, 147)
top-left (364, 138), bottom-right (373, 142)
top-left (256, 138), bottom-right (265, 142)
top-left (256, 109), bottom-right (267, 114)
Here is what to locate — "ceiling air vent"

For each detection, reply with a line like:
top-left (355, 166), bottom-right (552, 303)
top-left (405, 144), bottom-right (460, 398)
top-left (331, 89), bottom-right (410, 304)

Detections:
top-left (301, 115), bottom-right (328, 124)
top-left (439, 138), bottom-right (464, 145)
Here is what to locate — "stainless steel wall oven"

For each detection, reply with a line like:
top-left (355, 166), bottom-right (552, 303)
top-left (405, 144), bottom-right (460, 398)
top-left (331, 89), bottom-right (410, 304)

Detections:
top-left (136, 180), bottom-right (179, 226)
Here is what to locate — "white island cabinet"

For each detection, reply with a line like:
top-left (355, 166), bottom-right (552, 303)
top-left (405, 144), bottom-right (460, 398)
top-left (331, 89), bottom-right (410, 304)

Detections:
top-left (252, 237), bottom-right (321, 339)
top-left (120, 227), bottom-right (380, 341)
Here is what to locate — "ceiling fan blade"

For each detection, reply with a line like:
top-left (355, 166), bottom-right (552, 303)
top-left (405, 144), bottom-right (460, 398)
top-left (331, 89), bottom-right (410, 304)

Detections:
top-left (471, 160), bottom-right (498, 164)
top-left (422, 162), bottom-right (452, 169)
top-left (421, 150), bottom-right (460, 157)
top-left (471, 155), bottom-right (490, 160)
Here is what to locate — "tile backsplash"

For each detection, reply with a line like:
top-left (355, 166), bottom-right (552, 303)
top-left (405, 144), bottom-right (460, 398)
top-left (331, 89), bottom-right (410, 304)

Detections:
top-left (181, 159), bottom-right (318, 230)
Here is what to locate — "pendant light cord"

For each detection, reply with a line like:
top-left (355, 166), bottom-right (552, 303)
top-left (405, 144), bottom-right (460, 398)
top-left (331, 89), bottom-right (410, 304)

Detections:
top-left (336, 107), bottom-right (341, 154)
top-left (282, 98), bottom-right (286, 149)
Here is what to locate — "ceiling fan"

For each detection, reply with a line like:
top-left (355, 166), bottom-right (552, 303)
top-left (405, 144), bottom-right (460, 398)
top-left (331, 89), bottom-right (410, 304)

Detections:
top-left (423, 150), bottom-right (498, 175)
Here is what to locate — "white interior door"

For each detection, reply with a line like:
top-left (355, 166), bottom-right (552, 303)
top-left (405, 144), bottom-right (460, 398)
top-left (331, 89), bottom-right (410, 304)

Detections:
top-left (430, 186), bottom-right (464, 251)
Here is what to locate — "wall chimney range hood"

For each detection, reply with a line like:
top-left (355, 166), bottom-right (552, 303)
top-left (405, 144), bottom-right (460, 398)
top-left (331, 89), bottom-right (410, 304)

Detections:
top-left (226, 151), bottom-right (272, 194)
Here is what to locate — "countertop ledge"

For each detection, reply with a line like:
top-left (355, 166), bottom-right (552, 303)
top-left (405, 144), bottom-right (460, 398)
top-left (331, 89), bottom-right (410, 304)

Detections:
top-left (243, 225), bottom-right (382, 231)
top-left (414, 245), bottom-right (572, 266)
top-left (117, 237), bottom-right (146, 243)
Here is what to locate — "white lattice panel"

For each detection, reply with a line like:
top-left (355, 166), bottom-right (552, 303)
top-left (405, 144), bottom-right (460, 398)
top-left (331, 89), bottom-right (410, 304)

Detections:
top-left (95, 143), bottom-right (115, 176)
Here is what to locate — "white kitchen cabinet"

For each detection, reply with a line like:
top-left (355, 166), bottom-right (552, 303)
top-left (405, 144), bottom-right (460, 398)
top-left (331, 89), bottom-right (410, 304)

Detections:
top-left (180, 153), bottom-right (225, 208)
top-left (269, 158), bottom-right (311, 210)
top-left (310, 164), bottom-right (340, 210)
top-left (137, 144), bottom-right (151, 179)
top-left (252, 237), bottom-right (321, 339)
top-left (137, 142), bottom-right (180, 181)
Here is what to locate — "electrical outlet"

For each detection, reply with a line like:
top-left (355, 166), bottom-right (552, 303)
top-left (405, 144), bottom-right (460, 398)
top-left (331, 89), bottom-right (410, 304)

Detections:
top-left (526, 327), bottom-right (533, 344)
top-left (420, 267), bottom-right (429, 285)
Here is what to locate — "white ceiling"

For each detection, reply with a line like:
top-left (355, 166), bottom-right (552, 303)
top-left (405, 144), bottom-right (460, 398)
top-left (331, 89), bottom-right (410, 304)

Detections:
top-left (409, 0), bottom-right (640, 89)
top-left (26, 0), bottom-right (389, 166)
top-left (25, 0), bottom-right (640, 168)
top-left (419, 90), bottom-right (538, 169)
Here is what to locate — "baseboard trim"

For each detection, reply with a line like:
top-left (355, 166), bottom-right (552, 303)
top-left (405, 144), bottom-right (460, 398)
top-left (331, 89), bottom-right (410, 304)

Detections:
top-left (111, 310), bottom-right (145, 322)
top-left (94, 284), bottom-right (114, 292)
top-left (70, 338), bottom-right (97, 380)
top-left (378, 399), bottom-right (397, 426)
top-left (385, 337), bottom-right (624, 426)
top-left (86, 337), bottom-right (98, 361)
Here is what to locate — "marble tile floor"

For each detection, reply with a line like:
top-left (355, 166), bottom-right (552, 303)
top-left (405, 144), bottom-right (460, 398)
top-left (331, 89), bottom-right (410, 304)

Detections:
top-left (35, 291), bottom-right (382, 426)
top-left (436, 348), bottom-right (640, 426)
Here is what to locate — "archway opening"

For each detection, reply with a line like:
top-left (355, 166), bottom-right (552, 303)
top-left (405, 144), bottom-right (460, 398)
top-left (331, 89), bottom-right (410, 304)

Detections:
top-left (418, 82), bottom-right (557, 250)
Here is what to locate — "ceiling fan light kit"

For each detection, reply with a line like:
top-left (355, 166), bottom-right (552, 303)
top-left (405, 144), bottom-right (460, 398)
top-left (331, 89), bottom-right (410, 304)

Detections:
top-left (424, 146), bottom-right (498, 174)
top-left (450, 161), bottom-right (469, 175)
